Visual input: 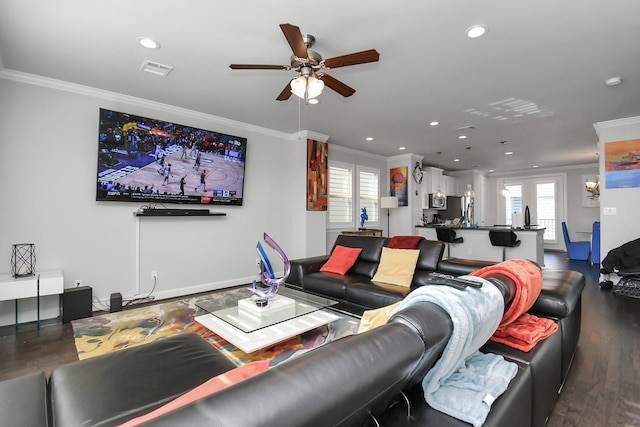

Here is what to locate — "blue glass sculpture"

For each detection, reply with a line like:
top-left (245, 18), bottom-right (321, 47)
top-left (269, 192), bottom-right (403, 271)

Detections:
top-left (249, 232), bottom-right (291, 299)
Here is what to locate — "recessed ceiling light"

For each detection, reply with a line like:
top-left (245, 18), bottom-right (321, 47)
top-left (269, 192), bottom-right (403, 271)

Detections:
top-left (365, 137), bottom-right (374, 141)
top-left (489, 169), bottom-right (495, 173)
top-left (466, 25), bottom-right (488, 39)
top-left (308, 98), bottom-right (319, 105)
top-left (430, 121), bottom-right (439, 126)
top-left (138, 37), bottom-right (160, 49)
top-left (454, 159), bottom-right (460, 162)
top-left (505, 151), bottom-right (513, 155)
top-left (532, 165), bottom-right (539, 168)
top-left (458, 135), bottom-right (467, 139)
top-left (605, 77), bottom-right (622, 87)
top-left (399, 147), bottom-right (406, 151)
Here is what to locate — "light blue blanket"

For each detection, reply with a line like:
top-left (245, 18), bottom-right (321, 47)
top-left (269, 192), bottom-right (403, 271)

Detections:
top-left (394, 277), bottom-right (518, 427)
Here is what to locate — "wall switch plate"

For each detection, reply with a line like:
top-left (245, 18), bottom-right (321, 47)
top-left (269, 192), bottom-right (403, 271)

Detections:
top-left (603, 207), bottom-right (617, 215)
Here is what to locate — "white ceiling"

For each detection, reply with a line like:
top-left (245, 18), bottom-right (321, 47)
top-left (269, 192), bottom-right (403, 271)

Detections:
top-left (1, 0), bottom-right (639, 172)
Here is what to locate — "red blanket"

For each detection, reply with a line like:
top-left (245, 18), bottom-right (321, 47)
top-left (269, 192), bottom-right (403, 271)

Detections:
top-left (471, 259), bottom-right (558, 352)
top-left (388, 235), bottom-right (425, 249)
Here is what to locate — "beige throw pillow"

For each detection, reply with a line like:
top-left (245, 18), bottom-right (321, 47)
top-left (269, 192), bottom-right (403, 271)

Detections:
top-left (372, 247), bottom-right (420, 288)
top-left (358, 301), bottom-right (402, 333)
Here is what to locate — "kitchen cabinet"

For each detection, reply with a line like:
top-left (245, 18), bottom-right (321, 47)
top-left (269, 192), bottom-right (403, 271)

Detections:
top-left (442, 175), bottom-right (459, 196)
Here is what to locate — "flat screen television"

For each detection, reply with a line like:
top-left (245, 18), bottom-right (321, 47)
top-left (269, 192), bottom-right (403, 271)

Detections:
top-left (96, 108), bottom-right (247, 206)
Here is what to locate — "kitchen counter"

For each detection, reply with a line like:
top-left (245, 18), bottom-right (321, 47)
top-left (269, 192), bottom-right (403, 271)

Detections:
top-left (415, 225), bottom-right (546, 265)
top-left (416, 224), bottom-right (545, 231)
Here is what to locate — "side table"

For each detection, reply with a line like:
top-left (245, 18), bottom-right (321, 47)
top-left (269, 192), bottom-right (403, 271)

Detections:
top-left (341, 229), bottom-right (383, 237)
top-left (0, 270), bottom-right (64, 336)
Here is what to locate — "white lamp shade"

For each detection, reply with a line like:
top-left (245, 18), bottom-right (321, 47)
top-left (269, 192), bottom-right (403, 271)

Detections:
top-left (306, 76), bottom-right (324, 99)
top-left (290, 76), bottom-right (307, 98)
top-left (380, 196), bottom-right (399, 209)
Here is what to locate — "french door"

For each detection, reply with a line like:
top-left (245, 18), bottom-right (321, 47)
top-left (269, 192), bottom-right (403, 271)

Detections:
top-left (498, 175), bottom-right (564, 244)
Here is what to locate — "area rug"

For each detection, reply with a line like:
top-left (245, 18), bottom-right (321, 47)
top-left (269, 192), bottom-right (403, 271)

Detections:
top-left (72, 287), bottom-right (360, 367)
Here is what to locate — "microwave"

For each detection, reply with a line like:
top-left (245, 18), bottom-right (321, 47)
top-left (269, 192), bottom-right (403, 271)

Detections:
top-left (428, 193), bottom-right (447, 210)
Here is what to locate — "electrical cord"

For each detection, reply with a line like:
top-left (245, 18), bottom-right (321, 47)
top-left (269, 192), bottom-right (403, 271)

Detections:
top-left (124, 275), bottom-right (157, 307)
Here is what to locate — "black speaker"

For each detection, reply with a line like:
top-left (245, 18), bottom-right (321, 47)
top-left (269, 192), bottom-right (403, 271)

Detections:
top-left (62, 286), bottom-right (93, 323)
top-left (110, 292), bottom-right (123, 313)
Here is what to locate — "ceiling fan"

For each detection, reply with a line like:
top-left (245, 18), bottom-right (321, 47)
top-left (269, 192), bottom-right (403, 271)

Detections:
top-left (230, 23), bottom-right (380, 101)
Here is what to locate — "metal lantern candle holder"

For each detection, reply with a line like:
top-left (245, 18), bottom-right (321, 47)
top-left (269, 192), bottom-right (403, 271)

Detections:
top-left (11, 243), bottom-right (36, 278)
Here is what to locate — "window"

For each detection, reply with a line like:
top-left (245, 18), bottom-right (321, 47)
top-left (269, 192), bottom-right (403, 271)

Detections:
top-left (358, 167), bottom-right (379, 223)
top-left (500, 175), bottom-right (562, 243)
top-left (328, 162), bottom-right (380, 228)
top-left (328, 163), bottom-right (353, 227)
top-left (536, 182), bottom-right (556, 240)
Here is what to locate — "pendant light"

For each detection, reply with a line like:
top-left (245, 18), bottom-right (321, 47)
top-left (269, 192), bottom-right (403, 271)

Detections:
top-left (500, 141), bottom-right (511, 198)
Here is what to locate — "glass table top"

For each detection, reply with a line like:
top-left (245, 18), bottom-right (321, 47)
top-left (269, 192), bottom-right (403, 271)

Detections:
top-left (195, 285), bottom-right (338, 334)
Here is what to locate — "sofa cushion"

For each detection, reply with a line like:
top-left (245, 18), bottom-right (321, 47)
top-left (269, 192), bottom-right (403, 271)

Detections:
top-left (303, 272), bottom-right (352, 300)
top-left (0, 371), bottom-right (48, 427)
top-left (49, 333), bottom-right (236, 427)
top-left (411, 239), bottom-right (446, 286)
top-left (320, 245), bottom-right (362, 274)
top-left (333, 235), bottom-right (388, 278)
top-left (118, 360), bottom-right (270, 427)
top-left (372, 247), bottom-right (420, 287)
top-left (346, 281), bottom-right (410, 309)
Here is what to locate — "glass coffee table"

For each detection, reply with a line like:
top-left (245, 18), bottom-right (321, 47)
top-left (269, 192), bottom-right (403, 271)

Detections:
top-left (194, 286), bottom-right (341, 353)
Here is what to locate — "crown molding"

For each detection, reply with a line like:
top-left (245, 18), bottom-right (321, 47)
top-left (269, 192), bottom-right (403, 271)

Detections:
top-left (593, 116), bottom-right (640, 137)
top-left (0, 68), bottom-right (309, 141)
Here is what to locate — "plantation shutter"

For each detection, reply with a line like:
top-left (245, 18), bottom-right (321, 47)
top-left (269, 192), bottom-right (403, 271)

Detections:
top-left (359, 169), bottom-right (379, 223)
top-left (329, 164), bottom-right (353, 226)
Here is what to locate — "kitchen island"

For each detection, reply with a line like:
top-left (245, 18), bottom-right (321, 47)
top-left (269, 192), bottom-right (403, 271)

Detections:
top-left (415, 225), bottom-right (546, 266)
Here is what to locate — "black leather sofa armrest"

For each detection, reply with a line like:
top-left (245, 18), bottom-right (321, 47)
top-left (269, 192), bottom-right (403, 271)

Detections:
top-left (530, 269), bottom-right (585, 318)
top-left (288, 255), bottom-right (330, 287)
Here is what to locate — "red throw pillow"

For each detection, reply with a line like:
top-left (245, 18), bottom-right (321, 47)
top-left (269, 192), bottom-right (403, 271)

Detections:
top-left (320, 245), bottom-right (363, 275)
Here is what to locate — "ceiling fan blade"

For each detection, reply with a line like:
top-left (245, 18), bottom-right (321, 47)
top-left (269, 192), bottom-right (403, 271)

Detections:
top-left (318, 74), bottom-right (356, 97)
top-left (229, 64), bottom-right (289, 70)
top-left (276, 82), bottom-right (293, 101)
top-left (279, 23), bottom-right (308, 59)
top-left (323, 49), bottom-right (380, 69)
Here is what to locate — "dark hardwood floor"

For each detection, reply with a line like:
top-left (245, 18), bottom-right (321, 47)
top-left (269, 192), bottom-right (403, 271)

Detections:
top-left (1, 253), bottom-right (639, 426)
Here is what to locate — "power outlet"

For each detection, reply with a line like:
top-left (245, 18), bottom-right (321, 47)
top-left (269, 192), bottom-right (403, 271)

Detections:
top-left (151, 270), bottom-right (158, 280)
top-left (74, 279), bottom-right (82, 287)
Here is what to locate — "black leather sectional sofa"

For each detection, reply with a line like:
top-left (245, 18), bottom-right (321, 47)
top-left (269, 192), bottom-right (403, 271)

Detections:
top-left (0, 235), bottom-right (585, 427)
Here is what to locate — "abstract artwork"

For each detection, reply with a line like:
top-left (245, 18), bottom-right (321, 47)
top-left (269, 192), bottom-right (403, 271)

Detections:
top-left (307, 139), bottom-right (328, 211)
top-left (390, 166), bottom-right (408, 206)
top-left (604, 139), bottom-right (640, 189)
top-left (582, 174), bottom-right (600, 207)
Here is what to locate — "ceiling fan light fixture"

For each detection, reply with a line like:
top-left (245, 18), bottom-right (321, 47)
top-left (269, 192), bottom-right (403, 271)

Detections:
top-left (307, 76), bottom-right (324, 99)
top-left (290, 75), bottom-right (324, 100)
top-left (290, 76), bottom-right (307, 98)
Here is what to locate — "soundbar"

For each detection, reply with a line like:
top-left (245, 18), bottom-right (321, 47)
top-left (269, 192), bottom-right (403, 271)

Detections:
top-left (138, 208), bottom-right (211, 216)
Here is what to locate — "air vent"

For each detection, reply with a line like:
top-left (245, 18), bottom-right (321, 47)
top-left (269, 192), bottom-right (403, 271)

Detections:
top-left (456, 124), bottom-right (477, 132)
top-left (140, 60), bottom-right (173, 77)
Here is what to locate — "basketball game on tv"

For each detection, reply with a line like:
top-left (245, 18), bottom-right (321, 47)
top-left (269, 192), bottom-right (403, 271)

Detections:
top-left (96, 108), bottom-right (247, 206)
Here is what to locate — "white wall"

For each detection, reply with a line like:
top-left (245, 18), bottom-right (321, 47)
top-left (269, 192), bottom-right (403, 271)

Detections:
top-left (594, 117), bottom-right (640, 261)
top-left (0, 74), bottom-right (318, 326)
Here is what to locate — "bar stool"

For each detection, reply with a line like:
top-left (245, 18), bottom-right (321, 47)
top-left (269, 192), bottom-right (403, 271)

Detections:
top-left (436, 227), bottom-right (463, 259)
top-left (489, 229), bottom-right (520, 261)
